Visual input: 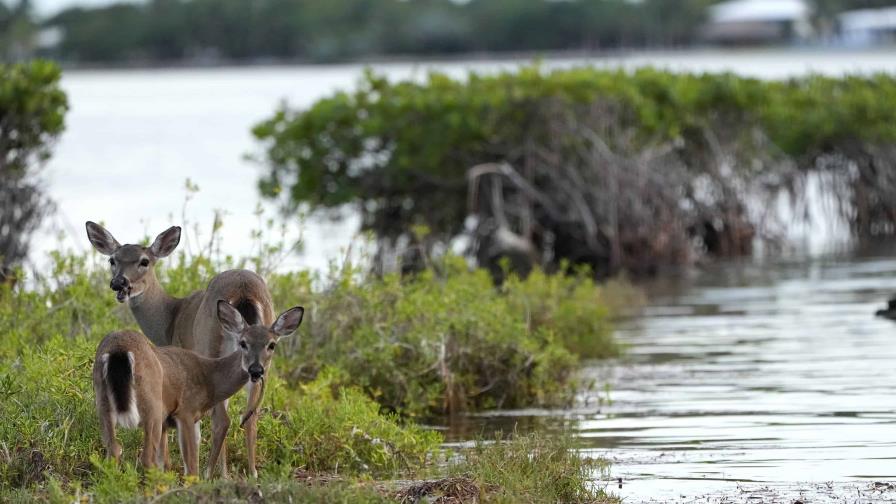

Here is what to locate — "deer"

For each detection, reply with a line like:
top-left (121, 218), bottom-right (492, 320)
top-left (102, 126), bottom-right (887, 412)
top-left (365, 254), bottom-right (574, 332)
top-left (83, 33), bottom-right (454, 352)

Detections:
top-left (86, 221), bottom-right (274, 478)
top-left (93, 301), bottom-right (304, 475)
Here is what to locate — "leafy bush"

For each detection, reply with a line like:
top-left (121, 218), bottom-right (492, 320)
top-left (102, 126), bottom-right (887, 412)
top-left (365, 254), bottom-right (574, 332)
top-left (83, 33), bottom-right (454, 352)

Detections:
top-left (0, 60), bottom-right (67, 274)
top-left (254, 67), bottom-right (896, 275)
top-left (280, 255), bottom-right (628, 417)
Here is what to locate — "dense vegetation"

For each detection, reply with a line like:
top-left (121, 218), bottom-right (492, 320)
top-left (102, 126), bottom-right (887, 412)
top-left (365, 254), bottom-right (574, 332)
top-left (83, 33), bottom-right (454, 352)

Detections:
top-left (0, 0), bottom-right (886, 65)
top-left (254, 67), bottom-right (896, 276)
top-left (0, 232), bottom-right (626, 500)
top-left (0, 60), bottom-right (67, 279)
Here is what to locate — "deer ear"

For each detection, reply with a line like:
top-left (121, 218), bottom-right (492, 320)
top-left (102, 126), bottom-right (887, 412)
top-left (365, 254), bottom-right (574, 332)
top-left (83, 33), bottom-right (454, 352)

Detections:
top-left (272, 306), bottom-right (304, 338)
top-left (217, 300), bottom-right (246, 339)
top-left (85, 221), bottom-right (121, 256)
top-left (149, 226), bottom-right (181, 258)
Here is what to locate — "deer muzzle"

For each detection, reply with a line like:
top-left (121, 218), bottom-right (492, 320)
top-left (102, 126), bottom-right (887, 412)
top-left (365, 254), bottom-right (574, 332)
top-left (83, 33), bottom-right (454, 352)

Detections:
top-left (248, 363), bottom-right (264, 382)
top-left (110, 276), bottom-right (130, 303)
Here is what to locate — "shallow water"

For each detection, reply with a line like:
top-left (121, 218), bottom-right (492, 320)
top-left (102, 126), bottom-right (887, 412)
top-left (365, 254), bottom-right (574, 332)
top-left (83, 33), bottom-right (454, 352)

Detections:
top-left (450, 253), bottom-right (896, 502)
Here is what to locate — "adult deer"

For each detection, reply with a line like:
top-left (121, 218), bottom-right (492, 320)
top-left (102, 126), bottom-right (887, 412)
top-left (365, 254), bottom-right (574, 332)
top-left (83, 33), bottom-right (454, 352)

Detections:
top-left (86, 221), bottom-right (273, 477)
top-left (93, 301), bottom-right (304, 475)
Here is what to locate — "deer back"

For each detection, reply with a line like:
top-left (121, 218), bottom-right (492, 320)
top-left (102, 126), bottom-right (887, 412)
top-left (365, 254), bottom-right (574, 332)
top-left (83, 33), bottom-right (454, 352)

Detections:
top-left (188, 269), bottom-right (274, 359)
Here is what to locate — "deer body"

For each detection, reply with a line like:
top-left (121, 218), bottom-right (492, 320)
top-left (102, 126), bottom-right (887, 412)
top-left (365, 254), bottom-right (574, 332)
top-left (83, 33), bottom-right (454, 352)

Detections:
top-left (93, 330), bottom-right (250, 475)
top-left (93, 302), bottom-right (303, 476)
top-left (86, 222), bottom-right (275, 477)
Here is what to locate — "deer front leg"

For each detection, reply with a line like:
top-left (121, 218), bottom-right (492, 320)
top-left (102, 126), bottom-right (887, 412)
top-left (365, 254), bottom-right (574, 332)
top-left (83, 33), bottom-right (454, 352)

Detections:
top-left (176, 417), bottom-right (200, 476)
top-left (206, 399), bottom-right (230, 479)
top-left (244, 381), bottom-right (262, 478)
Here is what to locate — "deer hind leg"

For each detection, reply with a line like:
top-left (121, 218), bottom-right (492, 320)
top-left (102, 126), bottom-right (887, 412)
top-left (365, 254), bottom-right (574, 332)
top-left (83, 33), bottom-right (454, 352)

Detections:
top-left (206, 400), bottom-right (230, 479)
top-left (157, 417), bottom-right (175, 469)
top-left (96, 392), bottom-right (122, 462)
top-left (176, 417), bottom-right (200, 476)
top-left (142, 416), bottom-right (163, 470)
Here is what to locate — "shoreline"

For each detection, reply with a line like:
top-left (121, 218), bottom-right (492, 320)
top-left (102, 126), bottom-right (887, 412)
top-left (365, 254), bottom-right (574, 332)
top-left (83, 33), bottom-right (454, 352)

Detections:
top-left (52, 45), bottom-right (896, 74)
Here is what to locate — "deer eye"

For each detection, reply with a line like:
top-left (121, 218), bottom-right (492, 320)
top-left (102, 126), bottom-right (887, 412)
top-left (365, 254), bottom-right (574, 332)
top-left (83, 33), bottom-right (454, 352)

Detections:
top-left (239, 341), bottom-right (248, 350)
top-left (109, 258), bottom-right (116, 266)
top-left (267, 342), bottom-right (276, 351)
top-left (139, 258), bottom-right (150, 267)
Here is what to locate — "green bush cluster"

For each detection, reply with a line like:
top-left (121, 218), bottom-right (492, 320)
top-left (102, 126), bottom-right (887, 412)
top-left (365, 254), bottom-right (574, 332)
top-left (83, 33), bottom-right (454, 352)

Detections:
top-left (257, 66), bottom-right (896, 215)
top-left (254, 66), bottom-right (896, 271)
top-left (278, 255), bottom-right (625, 417)
top-left (0, 60), bottom-right (68, 272)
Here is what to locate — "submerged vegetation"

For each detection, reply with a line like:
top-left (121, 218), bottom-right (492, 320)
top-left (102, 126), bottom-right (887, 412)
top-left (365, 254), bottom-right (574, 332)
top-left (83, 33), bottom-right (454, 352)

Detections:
top-left (255, 67), bottom-right (896, 276)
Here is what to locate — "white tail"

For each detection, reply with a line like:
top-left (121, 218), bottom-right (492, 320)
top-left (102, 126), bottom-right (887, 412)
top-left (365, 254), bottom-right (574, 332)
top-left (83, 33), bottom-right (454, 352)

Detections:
top-left (86, 221), bottom-right (276, 477)
top-left (100, 351), bottom-right (140, 429)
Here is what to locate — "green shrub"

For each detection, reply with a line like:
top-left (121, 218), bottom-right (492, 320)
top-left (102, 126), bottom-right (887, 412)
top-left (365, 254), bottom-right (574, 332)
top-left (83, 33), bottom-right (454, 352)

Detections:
top-left (282, 255), bottom-right (618, 416)
top-left (0, 60), bottom-right (68, 273)
top-left (254, 67), bottom-right (896, 274)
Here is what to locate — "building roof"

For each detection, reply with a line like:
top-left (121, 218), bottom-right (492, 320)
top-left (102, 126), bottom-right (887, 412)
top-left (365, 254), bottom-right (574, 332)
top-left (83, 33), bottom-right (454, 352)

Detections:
top-left (709, 0), bottom-right (810, 24)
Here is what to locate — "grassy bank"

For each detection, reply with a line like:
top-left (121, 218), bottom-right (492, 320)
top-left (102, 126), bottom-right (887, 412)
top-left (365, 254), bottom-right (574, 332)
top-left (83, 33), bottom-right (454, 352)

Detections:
top-left (1, 433), bottom-right (616, 503)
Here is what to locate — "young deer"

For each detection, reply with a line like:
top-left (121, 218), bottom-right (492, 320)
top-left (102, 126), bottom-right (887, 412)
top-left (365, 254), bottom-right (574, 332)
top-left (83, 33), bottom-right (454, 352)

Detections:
top-left (86, 221), bottom-right (274, 477)
top-left (93, 301), bottom-right (303, 475)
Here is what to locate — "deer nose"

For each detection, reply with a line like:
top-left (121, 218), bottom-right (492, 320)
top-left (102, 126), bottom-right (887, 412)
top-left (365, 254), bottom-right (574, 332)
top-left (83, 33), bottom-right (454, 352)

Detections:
top-left (110, 276), bottom-right (129, 292)
top-left (248, 363), bottom-right (264, 382)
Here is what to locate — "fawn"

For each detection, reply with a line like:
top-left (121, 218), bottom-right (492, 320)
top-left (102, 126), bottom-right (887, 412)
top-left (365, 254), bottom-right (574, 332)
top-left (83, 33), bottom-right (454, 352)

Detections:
top-left (93, 300), bottom-right (303, 475)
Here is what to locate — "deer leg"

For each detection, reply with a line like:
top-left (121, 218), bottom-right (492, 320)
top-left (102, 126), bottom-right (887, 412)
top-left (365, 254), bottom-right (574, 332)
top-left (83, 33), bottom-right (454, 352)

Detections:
top-left (142, 417), bottom-right (162, 470)
top-left (244, 381), bottom-right (262, 478)
top-left (157, 423), bottom-right (170, 469)
top-left (96, 394), bottom-right (122, 463)
top-left (176, 417), bottom-right (199, 476)
top-left (206, 400), bottom-right (230, 479)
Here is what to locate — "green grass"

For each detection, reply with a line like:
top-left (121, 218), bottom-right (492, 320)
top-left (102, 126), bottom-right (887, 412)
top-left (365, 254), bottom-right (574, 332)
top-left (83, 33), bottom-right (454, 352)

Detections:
top-left (0, 433), bottom-right (617, 504)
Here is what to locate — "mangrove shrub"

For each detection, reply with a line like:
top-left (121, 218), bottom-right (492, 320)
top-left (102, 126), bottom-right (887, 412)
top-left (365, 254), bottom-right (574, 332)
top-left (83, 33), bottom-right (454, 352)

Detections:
top-left (254, 67), bottom-right (896, 276)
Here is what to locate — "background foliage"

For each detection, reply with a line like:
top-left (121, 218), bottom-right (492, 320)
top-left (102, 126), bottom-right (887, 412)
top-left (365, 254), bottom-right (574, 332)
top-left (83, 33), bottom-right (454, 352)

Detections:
top-left (6, 0), bottom-right (886, 65)
top-left (0, 60), bottom-right (67, 276)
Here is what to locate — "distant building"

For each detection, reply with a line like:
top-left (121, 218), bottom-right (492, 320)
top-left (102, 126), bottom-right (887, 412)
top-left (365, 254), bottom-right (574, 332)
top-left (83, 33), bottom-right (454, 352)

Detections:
top-left (704, 0), bottom-right (813, 44)
top-left (838, 7), bottom-right (896, 47)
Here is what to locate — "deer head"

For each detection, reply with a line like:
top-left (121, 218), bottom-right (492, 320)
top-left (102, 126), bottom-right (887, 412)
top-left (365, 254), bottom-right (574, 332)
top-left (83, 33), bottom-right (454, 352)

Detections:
top-left (216, 300), bottom-right (304, 382)
top-left (85, 221), bottom-right (181, 303)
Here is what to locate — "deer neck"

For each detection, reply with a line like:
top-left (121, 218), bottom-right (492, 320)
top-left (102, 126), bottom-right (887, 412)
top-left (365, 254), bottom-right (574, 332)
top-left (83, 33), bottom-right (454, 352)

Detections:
top-left (210, 350), bottom-right (250, 404)
top-left (128, 269), bottom-right (180, 346)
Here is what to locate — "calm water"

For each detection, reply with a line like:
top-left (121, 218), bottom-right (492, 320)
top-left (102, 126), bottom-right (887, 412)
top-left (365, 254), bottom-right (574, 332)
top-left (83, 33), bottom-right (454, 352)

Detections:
top-left (591, 255), bottom-right (896, 501)
top-left (37, 49), bottom-right (896, 502)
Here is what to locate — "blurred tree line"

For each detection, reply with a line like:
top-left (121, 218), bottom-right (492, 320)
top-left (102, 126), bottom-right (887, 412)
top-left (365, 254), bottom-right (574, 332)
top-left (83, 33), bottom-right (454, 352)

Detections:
top-left (0, 0), bottom-right (882, 65)
top-left (0, 1), bottom-right (36, 61)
